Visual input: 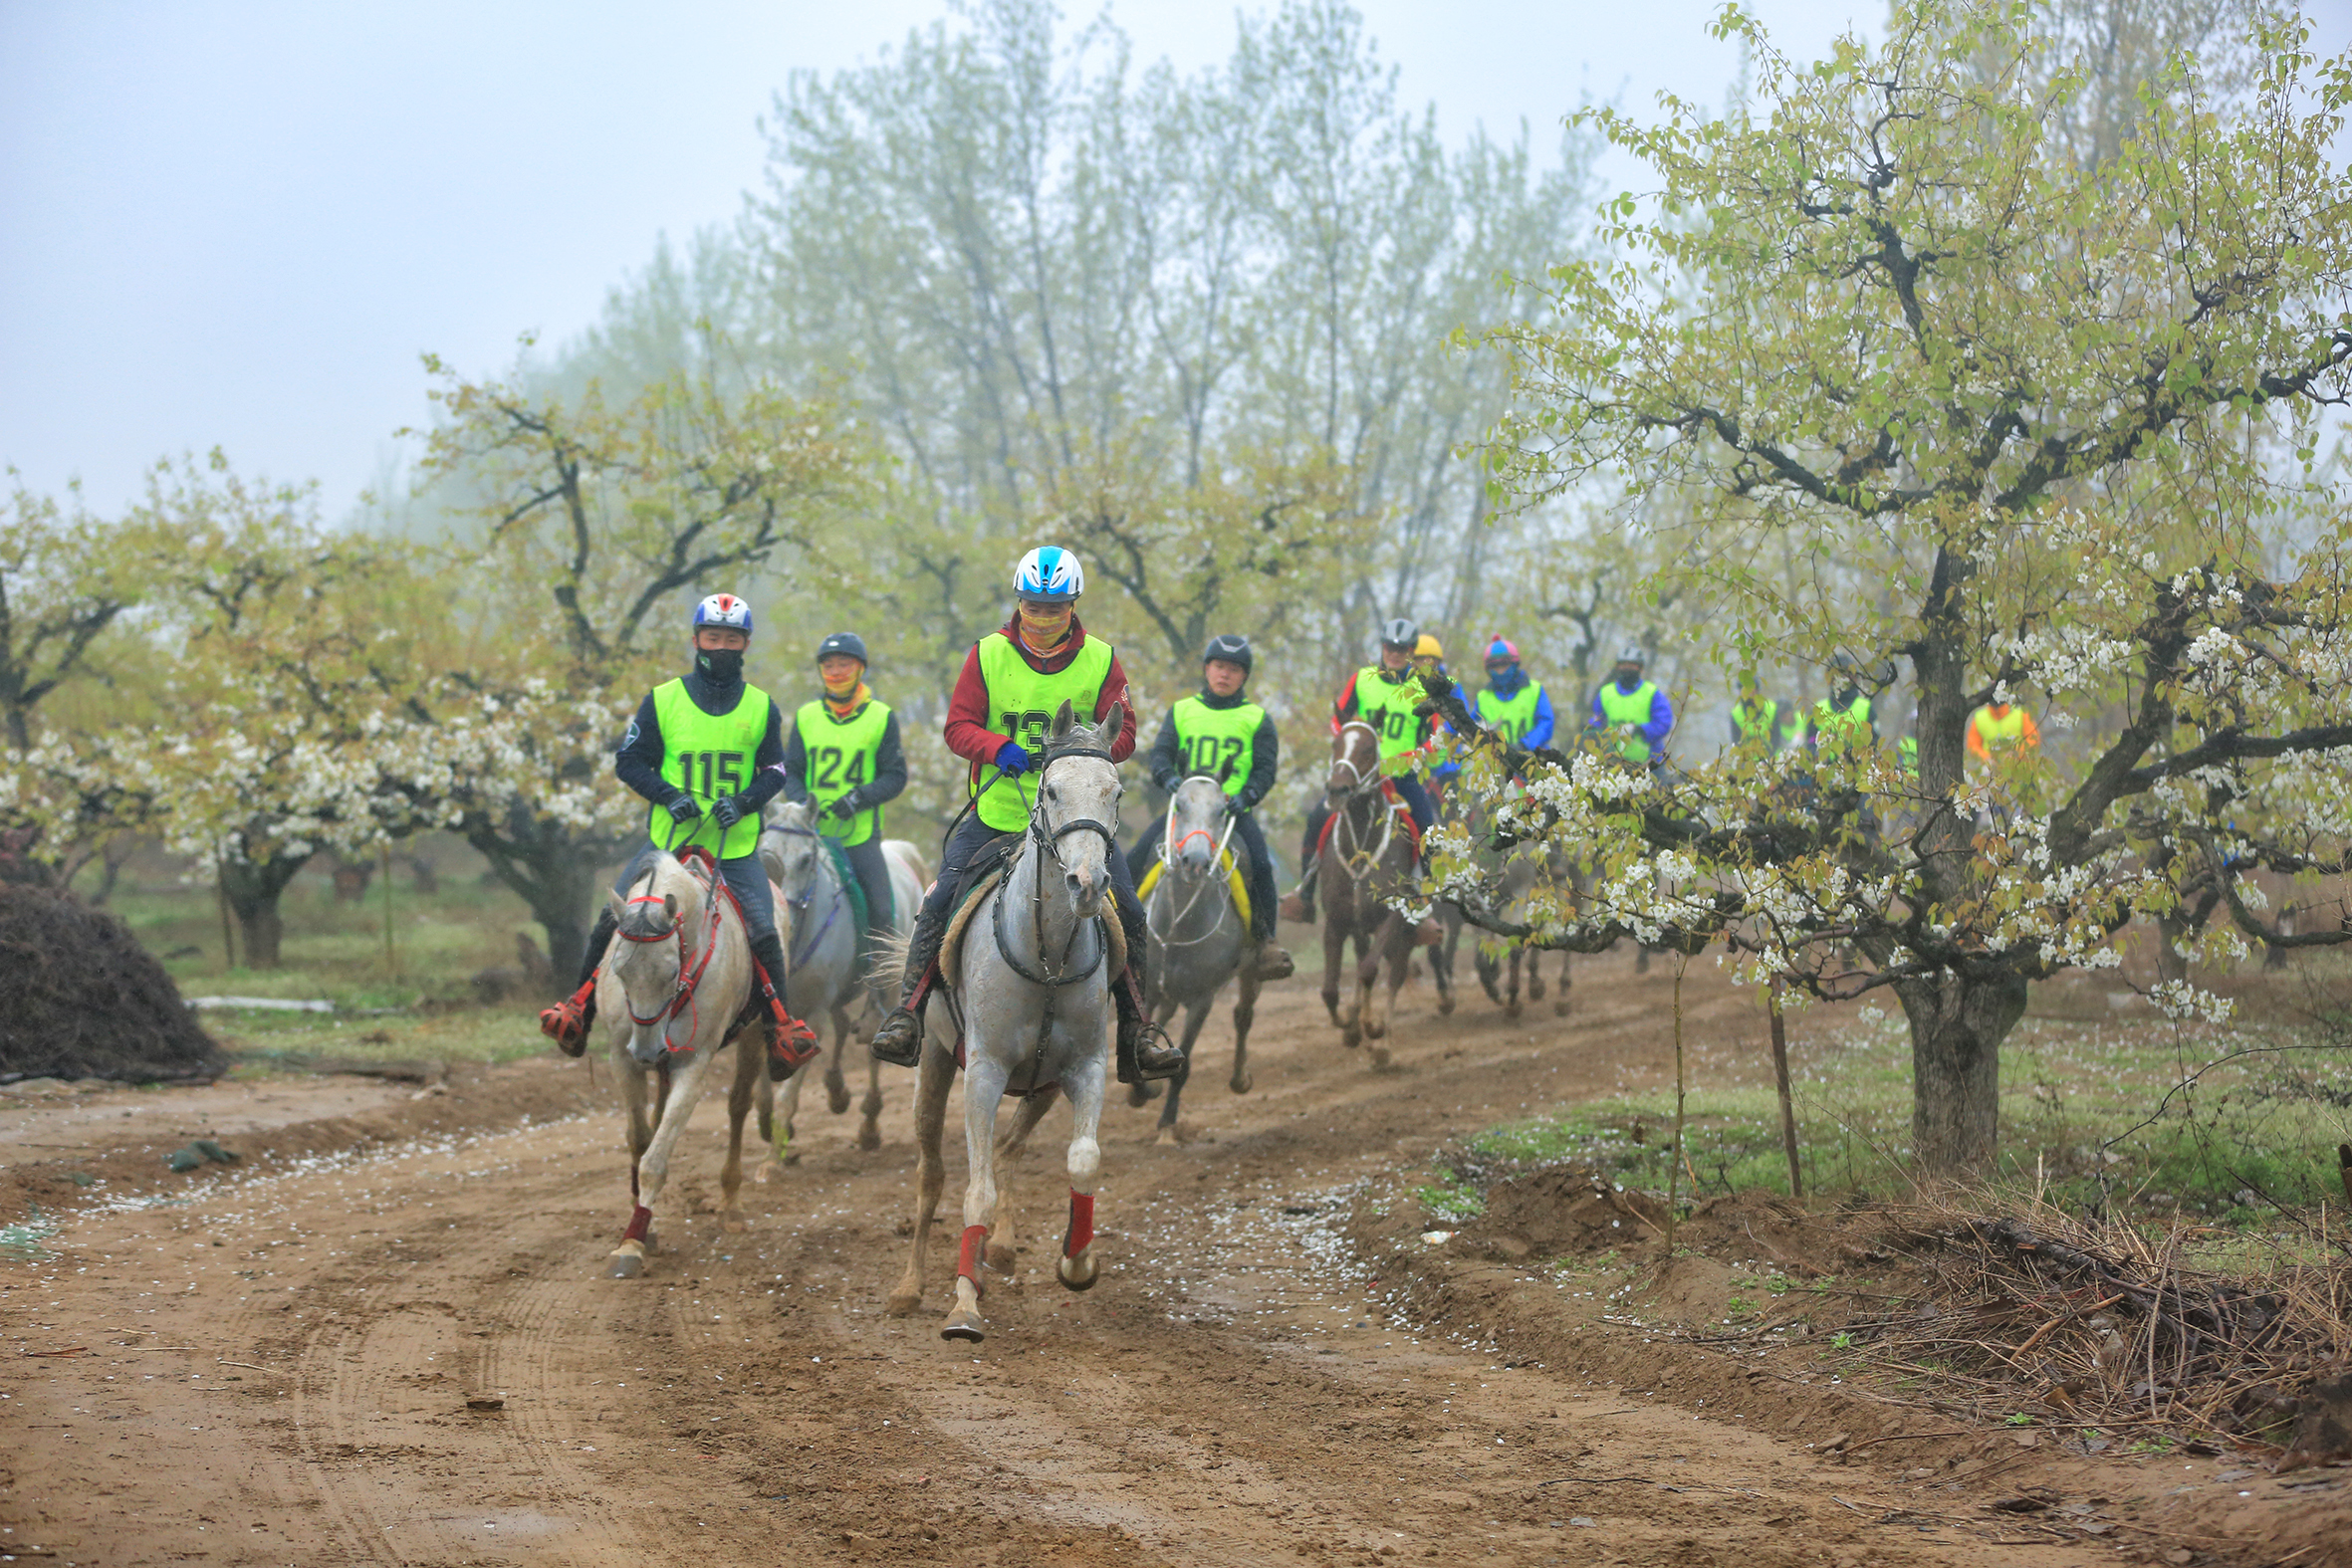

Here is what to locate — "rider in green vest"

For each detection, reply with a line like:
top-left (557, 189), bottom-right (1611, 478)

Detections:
top-left (1588, 646), bottom-right (1674, 766)
top-left (1125, 633), bottom-right (1293, 981)
top-left (868, 546), bottom-right (1184, 1082)
top-left (1807, 652), bottom-right (1879, 761)
top-left (779, 630), bottom-right (907, 962)
top-left (1730, 668), bottom-right (1795, 750)
top-left (538, 592), bottom-right (818, 1073)
top-left (1474, 637), bottom-right (1555, 746)
top-left (1283, 618), bottom-right (1442, 925)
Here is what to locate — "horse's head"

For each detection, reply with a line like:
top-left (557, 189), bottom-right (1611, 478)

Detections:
top-left (1039, 699), bottom-right (1124, 919)
top-left (1325, 721), bottom-right (1380, 810)
top-left (1165, 775), bottom-right (1229, 878)
top-left (605, 853), bottom-right (695, 1061)
top-left (759, 798), bottom-right (824, 908)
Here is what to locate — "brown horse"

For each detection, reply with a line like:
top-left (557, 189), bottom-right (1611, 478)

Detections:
top-left (1313, 721), bottom-right (1419, 1067)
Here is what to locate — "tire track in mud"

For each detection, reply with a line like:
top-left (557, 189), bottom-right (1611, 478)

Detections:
top-left (3, 960), bottom-right (2127, 1565)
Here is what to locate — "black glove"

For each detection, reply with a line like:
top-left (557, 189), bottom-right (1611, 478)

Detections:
top-left (710, 793), bottom-right (746, 830)
top-left (663, 791), bottom-right (703, 824)
top-left (1223, 794), bottom-right (1247, 818)
top-left (822, 791), bottom-right (861, 821)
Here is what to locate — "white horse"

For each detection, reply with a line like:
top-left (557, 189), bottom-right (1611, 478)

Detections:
top-left (1133, 774), bottom-right (1260, 1144)
top-left (885, 701), bottom-right (1124, 1343)
top-left (593, 848), bottom-right (773, 1278)
top-left (757, 800), bottom-right (926, 1156)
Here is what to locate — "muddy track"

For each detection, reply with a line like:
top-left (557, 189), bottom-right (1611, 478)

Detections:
top-left (0, 953), bottom-right (2329, 1566)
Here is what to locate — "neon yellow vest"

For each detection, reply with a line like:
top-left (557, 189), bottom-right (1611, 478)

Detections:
top-left (1353, 667), bottom-right (1425, 775)
top-left (973, 632), bottom-right (1115, 831)
top-left (1972, 705), bottom-right (2027, 752)
top-left (1733, 697), bottom-right (1779, 746)
top-left (794, 696), bottom-right (892, 846)
top-left (1811, 693), bottom-right (1874, 758)
top-left (1170, 695), bottom-right (1264, 796)
top-left (1598, 679), bottom-right (1658, 763)
top-left (648, 678), bottom-right (773, 859)
top-left (1476, 682), bottom-right (1544, 742)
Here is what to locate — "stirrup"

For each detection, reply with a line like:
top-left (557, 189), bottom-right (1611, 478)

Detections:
top-left (1278, 891), bottom-right (1311, 924)
top-left (1128, 1017), bottom-right (1184, 1081)
top-left (538, 980), bottom-right (595, 1057)
top-left (768, 1009), bottom-right (820, 1079)
top-left (870, 1007), bottom-right (923, 1068)
top-left (1250, 942), bottom-right (1294, 982)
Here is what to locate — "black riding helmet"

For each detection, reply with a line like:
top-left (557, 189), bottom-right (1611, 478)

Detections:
top-left (1379, 616), bottom-right (1419, 651)
top-left (815, 630), bottom-right (868, 665)
top-left (1203, 633), bottom-right (1253, 675)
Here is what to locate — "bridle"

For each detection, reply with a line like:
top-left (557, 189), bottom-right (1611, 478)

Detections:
top-left (613, 856), bottom-right (725, 1056)
top-left (1326, 720), bottom-right (1384, 800)
top-left (766, 819), bottom-right (844, 971)
top-left (1325, 722), bottom-right (1403, 882)
top-left (1148, 775), bottom-right (1240, 950)
top-left (990, 740), bottom-right (1118, 1093)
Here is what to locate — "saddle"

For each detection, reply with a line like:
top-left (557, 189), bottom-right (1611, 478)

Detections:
top-left (1315, 780), bottom-right (1422, 859)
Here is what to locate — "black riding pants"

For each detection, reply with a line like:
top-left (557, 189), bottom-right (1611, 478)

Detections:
top-left (838, 834), bottom-right (894, 938)
top-left (1129, 809), bottom-right (1277, 941)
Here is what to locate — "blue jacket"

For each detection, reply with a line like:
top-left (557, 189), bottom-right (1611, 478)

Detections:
top-left (1588, 678), bottom-right (1675, 752)
top-left (1484, 665), bottom-right (1557, 750)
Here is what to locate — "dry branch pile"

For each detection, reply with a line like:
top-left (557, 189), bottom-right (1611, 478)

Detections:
top-left (0, 884), bottom-right (226, 1083)
top-left (1862, 1204), bottom-right (2352, 1459)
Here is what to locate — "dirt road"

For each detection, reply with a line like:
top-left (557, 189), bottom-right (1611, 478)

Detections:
top-left (0, 954), bottom-right (2321, 1566)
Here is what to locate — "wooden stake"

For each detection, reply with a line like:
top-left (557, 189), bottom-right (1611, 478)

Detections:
top-left (1768, 976), bottom-right (1801, 1198)
top-left (381, 841), bottom-right (396, 981)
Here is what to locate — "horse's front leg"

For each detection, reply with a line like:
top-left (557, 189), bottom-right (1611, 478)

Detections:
top-left (858, 1043), bottom-right (885, 1151)
top-left (1156, 1001), bottom-right (1209, 1145)
top-left (611, 1052), bottom-right (710, 1278)
top-left (1129, 994), bottom-right (1178, 1108)
top-left (1229, 973), bottom-right (1259, 1095)
top-left (1058, 1035), bottom-right (1108, 1293)
top-left (720, 1034), bottom-right (760, 1232)
top-left (943, 1057), bottom-right (1010, 1342)
top-left (886, 1030), bottom-right (956, 1317)
top-left (825, 1005), bottom-right (853, 1115)
top-left (1320, 897), bottom-right (1347, 1030)
top-left (773, 1043), bottom-right (807, 1167)
top-left (1506, 945), bottom-right (1525, 1020)
top-left (754, 1063), bottom-right (783, 1184)
top-left (1357, 914), bottom-right (1402, 1040)
top-left (1554, 950), bottom-right (1572, 1017)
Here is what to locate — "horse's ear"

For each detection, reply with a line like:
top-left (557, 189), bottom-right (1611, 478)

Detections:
top-left (605, 889), bottom-right (626, 921)
top-left (662, 893), bottom-right (678, 928)
top-left (1051, 700), bottom-right (1075, 740)
top-left (1099, 699), bottom-right (1125, 748)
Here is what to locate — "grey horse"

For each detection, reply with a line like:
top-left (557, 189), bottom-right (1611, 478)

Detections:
top-left (884, 701), bottom-right (1125, 1343)
top-left (757, 800), bottom-right (927, 1157)
top-left (1133, 774), bottom-right (1260, 1143)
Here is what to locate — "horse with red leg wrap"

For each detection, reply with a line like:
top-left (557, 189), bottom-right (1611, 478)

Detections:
top-left (594, 848), bottom-right (775, 1278)
top-left (884, 702), bottom-right (1124, 1342)
top-left (1312, 721), bottom-right (1420, 1067)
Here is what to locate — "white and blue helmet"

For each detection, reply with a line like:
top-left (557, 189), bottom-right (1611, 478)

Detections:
top-left (693, 592), bottom-right (755, 634)
top-left (1013, 546), bottom-right (1084, 603)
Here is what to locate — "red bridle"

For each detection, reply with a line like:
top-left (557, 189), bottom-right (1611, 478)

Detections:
top-left (614, 890), bottom-right (723, 1053)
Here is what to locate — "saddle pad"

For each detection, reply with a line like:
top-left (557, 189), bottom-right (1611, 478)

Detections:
top-left (823, 838), bottom-right (869, 934)
top-left (1136, 848), bottom-right (1252, 934)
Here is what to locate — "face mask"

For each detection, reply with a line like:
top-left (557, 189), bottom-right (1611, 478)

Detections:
top-left (697, 647), bottom-right (745, 685)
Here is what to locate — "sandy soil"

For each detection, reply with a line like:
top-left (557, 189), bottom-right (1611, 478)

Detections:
top-left (0, 949), bottom-right (2342, 1567)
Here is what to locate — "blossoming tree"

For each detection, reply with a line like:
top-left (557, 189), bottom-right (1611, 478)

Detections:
top-left (1431, 0), bottom-right (2352, 1175)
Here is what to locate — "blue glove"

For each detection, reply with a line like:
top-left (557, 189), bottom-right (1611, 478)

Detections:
top-left (710, 793), bottom-right (746, 829)
top-left (995, 742), bottom-right (1033, 776)
top-left (663, 791), bottom-right (703, 824)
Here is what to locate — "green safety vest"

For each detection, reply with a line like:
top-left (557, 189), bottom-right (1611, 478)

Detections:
top-left (1170, 694), bottom-right (1264, 796)
top-left (1898, 734), bottom-right (1920, 778)
top-left (1733, 697), bottom-right (1780, 746)
top-left (974, 631), bottom-right (1116, 832)
top-left (648, 678), bottom-right (775, 860)
top-left (1811, 693), bottom-right (1875, 758)
top-left (1972, 705), bottom-right (2027, 752)
top-left (794, 696), bottom-right (893, 846)
top-left (1353, 667), bottom-right (1426, 775)
top-left (1597, 680), bottom-right (1658, 763)
top-left (1476, 682), bottom-right (1544, 742)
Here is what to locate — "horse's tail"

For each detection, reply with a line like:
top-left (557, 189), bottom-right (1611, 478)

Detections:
top-left (865, 924), bottom-right (913, 994)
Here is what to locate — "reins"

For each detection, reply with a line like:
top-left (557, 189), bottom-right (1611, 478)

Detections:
top-left (1326, 723), bottom-right (1401, 884)
top-left (613, 848), bottom-right (728, 1056)
top-left (1147, 777), bottom-right (1240, 951)
top-left (768, 821), bottom-right (845, 971)
top-left (988, 740), bottom-right (1118, 1094)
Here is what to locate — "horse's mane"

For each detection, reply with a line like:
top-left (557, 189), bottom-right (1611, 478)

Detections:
top-left (617, 850), bottom-right (701, 939)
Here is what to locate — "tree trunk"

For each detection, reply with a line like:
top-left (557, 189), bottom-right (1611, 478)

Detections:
top-left (219, 851), bottom-right (310, 970)
top-left (1893, 968), bottom-right (2028, 1178)
top-left (463, 813), bottom-right (613, 980)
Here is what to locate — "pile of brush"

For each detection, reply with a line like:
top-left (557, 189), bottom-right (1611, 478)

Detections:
top-left (1853, 1201), bottom-right (2352, 1463)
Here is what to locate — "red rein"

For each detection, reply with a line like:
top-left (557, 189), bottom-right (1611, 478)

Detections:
top-left (1063, 1192), bottom-right (1094, 1257)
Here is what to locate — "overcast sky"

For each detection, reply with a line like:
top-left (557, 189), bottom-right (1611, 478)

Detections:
top-left (5, 0), bottom-right (2344, 516)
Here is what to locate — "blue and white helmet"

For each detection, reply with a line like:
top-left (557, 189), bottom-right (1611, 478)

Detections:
top-left (692, 592), bottom-right (754, 634)
top-left (1012, 546), bottom-right (1084, 603)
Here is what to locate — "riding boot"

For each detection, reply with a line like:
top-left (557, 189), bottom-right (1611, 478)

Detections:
top-left (1114, 964), bottom-right (1183, 1083)
top-left (746, 930), bottom-right (820, 1080)
top-left (537, 909), bottom-right (618, 1056)
top-left (870, 901), bottom-right (948, 1068)
top-left (1279, 857), bottom-right (1318, 925)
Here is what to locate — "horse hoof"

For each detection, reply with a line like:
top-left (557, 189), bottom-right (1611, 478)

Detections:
top-left (985, 1242), bottom-right (1018, 1273)
top-left (1553, 1000), bottom-right (1570, 1017)
top-left (1127, 1080), bottom-right (1159, 1107)
top-left (1506, 1000), bottom-right (1523, 1020)
top-left (754, 1161), bottom-right (776, 1185)
top-left (827, 1084), bottom-right (853, 1116)
top-left (606, 1247), bottom-right (645, 1279)
top-left (1229, 1070), bottom-right (1252, 1095)
top-left (721, 1212), bottom-right (749, 1234)
top-left (1438, 994), bottom-right (1456, 1015)
top-left (1369, 1044), bottom-right (1391, 1070)
top-left (885, 1288), bottom-right (921, 1318)
top-left (1155, 1123), bottom-right (1184, 1147)
top-left (1340, 1027), bottom-right (1361, 1049)
top-left (940, 1309), bottom-right (987, 1342)
top-left (1363, 1016), bottom-right (1387, 1040)
top-left (1058, 1249), bottom-right (1098, 1292)
top-left (1529, 976), bottom-right (1546, 1001)
top-left (856, 1123), bottom-right (882, 1152)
